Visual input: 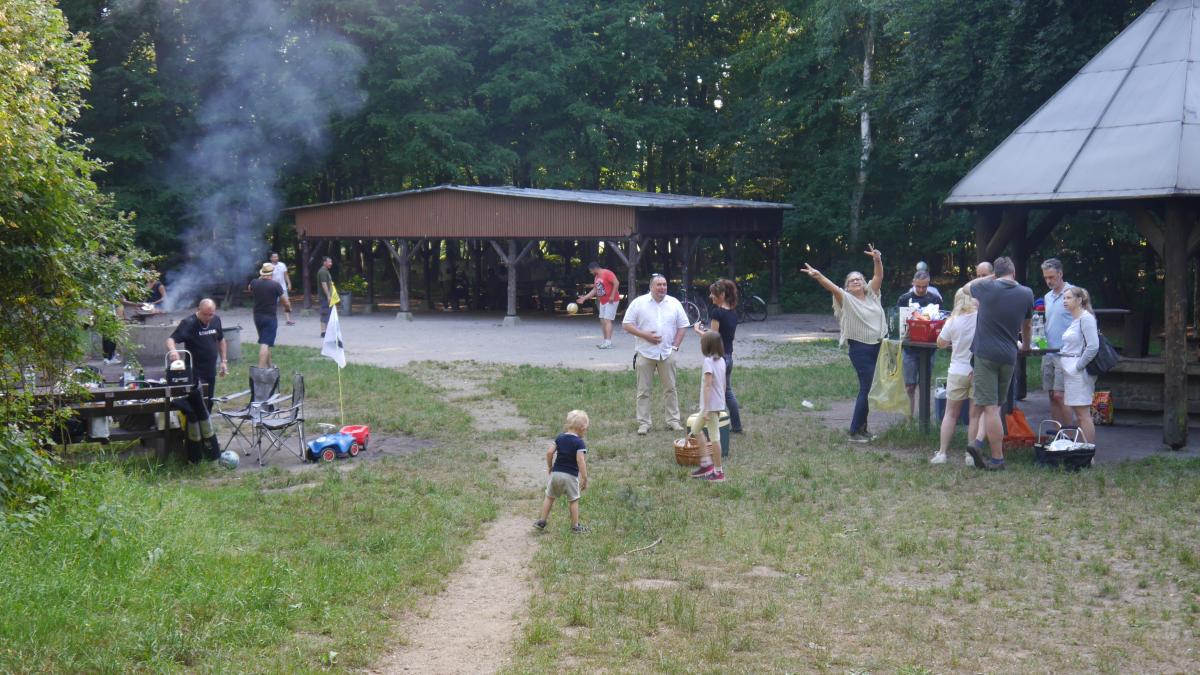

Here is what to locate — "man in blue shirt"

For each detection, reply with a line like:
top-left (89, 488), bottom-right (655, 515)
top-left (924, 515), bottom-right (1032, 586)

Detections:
top-left (1041, 258), bottom-right (1073, 425)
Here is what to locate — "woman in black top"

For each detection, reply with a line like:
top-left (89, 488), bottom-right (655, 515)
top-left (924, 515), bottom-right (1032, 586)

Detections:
top-left (693, 279), bottom-right (742, 432)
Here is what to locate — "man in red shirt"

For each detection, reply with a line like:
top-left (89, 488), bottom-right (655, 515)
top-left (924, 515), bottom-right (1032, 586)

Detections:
top-left (577, 262), bottom-right (621, 349)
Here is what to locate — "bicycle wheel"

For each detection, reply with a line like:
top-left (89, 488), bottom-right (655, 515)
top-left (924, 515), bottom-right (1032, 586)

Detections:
top-left (682, 300), bottom-right (702, 326)
top-left (746, 295), bottom-right (768, 321)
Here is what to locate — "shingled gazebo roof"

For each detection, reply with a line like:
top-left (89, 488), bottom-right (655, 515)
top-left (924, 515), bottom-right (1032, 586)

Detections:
top-left (946, 0), bottom-right (1200, 205)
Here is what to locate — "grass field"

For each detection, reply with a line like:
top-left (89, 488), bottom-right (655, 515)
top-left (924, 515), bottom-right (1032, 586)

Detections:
top-left (0, 347), bottom-right (498, 672)
top-left (3, 342), bottom-right (1198, 672)
top-left (495, 343), bottom-right (1200, 674)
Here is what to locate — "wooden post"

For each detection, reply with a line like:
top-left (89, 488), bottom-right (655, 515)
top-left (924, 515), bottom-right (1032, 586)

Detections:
top-left (607, 235), bottom-right (643, 301)
top-left (366, 241), bottom-right (376, 310)
top-left (726, 233), bottom-right (736, 279)
top-left (489, 239), bottom-right (536, 326)
top-left (678, 236), bottom-right (698, 298)
top-left (768, 238), bottom-right (781, 314)
top-left (1163, 204), bottom-right (1191, 448)
top-left (301, 237), bottom-right (312, 310)
top-left (383, 239), bottom-right (421, 320)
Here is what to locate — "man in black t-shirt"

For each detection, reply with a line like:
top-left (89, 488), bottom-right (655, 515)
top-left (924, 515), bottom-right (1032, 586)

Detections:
top-left (897, 271), bottom-right (941, 416)
top-left (249, 262), bottom-right (291, 368)
top-left (166, 298), bottom-right (227, 412)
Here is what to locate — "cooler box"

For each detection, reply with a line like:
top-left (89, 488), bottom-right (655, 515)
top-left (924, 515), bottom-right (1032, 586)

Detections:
top-left (905, 318), bottom-right (946, 343)
top-left (934, 378), bottom-right (970, 426)
top-left (686, 411), bottom-right (731, 458)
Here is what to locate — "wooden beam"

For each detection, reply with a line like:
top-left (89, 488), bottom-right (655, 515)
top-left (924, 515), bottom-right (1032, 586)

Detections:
top-left (488, 239), bottom-right (535, 318)
top-left (973, 208), bottom-right (1001, 262)
top-left (1025, 210), bottom-right (1066, 254)
top-left (678, 236), bottom-right (698, 297)
top-left (982, 207), bottom-right (1028, 261)
top-left (1130, 206), bottom-right (1165, 257)
top-left (1162, 203), bottom-right (1192, 448)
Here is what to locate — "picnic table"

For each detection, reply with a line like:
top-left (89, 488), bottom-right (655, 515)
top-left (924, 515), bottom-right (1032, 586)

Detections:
top-left (32, 382), bottom-right (200, 460)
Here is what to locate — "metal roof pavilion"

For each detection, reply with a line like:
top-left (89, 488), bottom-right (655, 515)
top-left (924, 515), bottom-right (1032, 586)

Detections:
top-left (946, 0), bottom-right (1200, 205)
top-left (287, 184), bottom-right (794, 212)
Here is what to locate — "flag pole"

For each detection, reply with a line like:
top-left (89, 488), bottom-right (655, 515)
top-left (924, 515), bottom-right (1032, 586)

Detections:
top-left (336, 361), bottom-right (345, 426)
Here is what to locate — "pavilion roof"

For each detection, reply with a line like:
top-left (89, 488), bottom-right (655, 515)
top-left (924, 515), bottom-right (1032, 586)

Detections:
top-left (946, 0), bottom-right (1200, 205)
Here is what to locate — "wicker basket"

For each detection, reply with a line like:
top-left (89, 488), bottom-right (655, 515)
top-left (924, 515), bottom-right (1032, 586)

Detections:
top-left (673, 436), bottom-right (704, 466)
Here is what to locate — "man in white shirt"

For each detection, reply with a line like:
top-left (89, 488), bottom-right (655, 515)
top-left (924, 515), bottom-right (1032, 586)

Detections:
top-left (269, 252), bottom-right (295, 326)
top-left (622, 274), bottom-right (691, 435)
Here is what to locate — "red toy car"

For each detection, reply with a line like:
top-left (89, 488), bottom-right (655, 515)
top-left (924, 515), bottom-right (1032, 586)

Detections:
top-left (339, 424), bottom-right (370, 452)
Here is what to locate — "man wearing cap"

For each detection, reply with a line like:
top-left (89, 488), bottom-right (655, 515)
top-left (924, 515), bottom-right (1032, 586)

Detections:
top-left (249, 262), bottom-right (291, 368)
top-left (576, 261), bottom-right (621, 349)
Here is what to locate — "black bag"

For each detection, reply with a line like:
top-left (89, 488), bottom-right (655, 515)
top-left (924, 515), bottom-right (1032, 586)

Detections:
top-left (1085, 331), bottom-right (1120, 376)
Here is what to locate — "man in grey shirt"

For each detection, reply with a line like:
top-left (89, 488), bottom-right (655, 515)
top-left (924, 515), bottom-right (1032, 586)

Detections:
top-left (965, 256), bottom-right (1034, 471)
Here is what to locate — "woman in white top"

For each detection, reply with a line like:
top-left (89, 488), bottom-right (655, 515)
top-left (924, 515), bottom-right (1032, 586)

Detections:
top-left (1059, 286), bottom-right (1100, 443)
top-left (801, 245), bottom-right (886, 442)
top-left (931, 287), bottom-right (979, 464)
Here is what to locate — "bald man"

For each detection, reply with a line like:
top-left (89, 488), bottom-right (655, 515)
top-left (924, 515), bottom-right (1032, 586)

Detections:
top-left (975, 261), bottom-right (994, 278)
top-left (167, 298), bottom-right (228, 413)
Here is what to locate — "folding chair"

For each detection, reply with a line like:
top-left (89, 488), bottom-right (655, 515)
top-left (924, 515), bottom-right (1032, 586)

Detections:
top-left (253, 372), bottom-right (306, 466)
top-left (213, 366), bottom-right (283, 455)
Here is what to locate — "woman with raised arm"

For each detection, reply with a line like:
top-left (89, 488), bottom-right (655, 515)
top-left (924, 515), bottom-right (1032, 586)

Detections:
top-left (801, 245), bottom-right (887, 443)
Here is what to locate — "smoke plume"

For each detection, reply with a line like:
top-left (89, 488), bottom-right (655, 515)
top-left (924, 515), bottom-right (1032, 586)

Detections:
top-left (134, 0), bottom-right (365, 309)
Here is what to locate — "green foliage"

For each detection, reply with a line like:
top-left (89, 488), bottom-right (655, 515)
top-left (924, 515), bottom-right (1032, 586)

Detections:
top-left (62, 0), bottom-right (1160, 307)
top-left (0, 0), bottom-right (148, 523)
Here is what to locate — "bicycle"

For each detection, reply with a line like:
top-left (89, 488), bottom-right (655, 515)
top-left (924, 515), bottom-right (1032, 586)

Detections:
top-left (736, 282), bottom-right (768, 322)
top-left (678, 287), bottom-right (709, 326)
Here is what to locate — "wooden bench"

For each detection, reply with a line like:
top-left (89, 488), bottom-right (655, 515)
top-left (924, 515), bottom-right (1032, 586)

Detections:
top-left (1096, 356), bottom-right (1200, 413)
top-left (37, 383), bottom-right (200, 460)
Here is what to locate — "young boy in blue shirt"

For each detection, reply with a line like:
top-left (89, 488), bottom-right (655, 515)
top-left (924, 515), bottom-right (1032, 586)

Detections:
top-left (534, 410), bottom-right (589, 533)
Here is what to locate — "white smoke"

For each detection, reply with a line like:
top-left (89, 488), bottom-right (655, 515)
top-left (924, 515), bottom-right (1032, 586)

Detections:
top-left (134, 0), bottom-right (366, 310)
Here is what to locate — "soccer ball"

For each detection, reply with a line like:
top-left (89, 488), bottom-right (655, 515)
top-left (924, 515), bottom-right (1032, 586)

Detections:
top-left (566, 302), bottom-right (579, 315)
top-left (219, 450), bottom-right (240, 470)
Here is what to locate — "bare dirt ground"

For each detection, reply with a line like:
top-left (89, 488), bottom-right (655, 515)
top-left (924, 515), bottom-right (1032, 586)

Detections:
top-left (219, 307), bottom-right (840, 371)
top-left (367, 362), bottom-right (543, 674)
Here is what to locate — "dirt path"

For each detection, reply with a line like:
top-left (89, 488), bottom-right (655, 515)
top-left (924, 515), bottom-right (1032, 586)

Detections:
top-left (368, 363), bottom-right (541, 674)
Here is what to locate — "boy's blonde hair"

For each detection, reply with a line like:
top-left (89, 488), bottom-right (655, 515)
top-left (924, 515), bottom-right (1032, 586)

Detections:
top-left (565, 409), bottom-right (589, 433)
top-left (700, 330), bottom-right (725, 358)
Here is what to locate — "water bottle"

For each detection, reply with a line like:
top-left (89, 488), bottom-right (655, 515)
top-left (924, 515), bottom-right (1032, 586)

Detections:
top-left (1032, 312), bottom-right (1047, 349)
top-left (122, 361), bottom-right (134, 388)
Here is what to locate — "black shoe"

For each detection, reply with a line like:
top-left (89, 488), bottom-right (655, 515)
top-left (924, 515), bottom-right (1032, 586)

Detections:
top-left (985, 458), bottom-right (1007, 471)
top-left (533, 520), bottom-right (546, 530)
top-left (730, 428), bottom-right (744, 434)
top-left (964, 440), bottom-right (987, 470)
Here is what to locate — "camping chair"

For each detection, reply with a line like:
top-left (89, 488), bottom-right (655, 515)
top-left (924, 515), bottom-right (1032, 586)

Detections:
top-left (213, 366), bottom-right (283, 455)
top-left (253, 372), bottom-right (306, 466)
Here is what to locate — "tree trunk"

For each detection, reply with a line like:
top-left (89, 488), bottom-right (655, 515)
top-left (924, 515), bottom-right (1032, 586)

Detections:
top-left (848, 13), bottom-right (876, 246)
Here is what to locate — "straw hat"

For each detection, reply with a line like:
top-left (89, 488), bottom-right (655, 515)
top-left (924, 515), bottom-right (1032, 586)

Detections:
top-left (259, 262), bottom-right (275, 276)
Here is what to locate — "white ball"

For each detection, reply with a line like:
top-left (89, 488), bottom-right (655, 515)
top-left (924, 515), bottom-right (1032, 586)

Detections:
top-left (566, 302), bottom-right (579, 315)
top-left (219, 450), bottom-right (240, 470)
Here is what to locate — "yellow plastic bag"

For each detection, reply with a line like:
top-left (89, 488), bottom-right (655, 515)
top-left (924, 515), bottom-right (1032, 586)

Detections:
top-left (329, 283), bottom-right (340, 307)
top-left (868, 339), bottom-right (909, 414)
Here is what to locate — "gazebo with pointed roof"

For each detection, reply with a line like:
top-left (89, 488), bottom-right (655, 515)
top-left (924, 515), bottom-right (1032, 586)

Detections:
top-left (945, 0), bottom-right (1200, 448)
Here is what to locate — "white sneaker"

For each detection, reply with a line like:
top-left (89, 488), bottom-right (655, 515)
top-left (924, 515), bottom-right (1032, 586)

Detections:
top-left (596, 341), bottom-right (612, 349)
top-left (964, 454), bottom-right (975, 467)
top-left (930, 451), bottom-right (947, 464)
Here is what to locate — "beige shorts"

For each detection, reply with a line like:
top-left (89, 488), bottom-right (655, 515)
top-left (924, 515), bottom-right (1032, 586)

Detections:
top-left (546, 471), bottom-right (581, 501)
top-left (597, 301), bottom-right (618, 320)
top-left (1042, 354), bottom-right (1066, 392)
top-left (946, 372), bottom-right (973, 401)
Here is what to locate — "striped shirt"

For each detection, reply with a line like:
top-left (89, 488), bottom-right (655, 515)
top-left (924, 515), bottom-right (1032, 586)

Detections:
top-left (833, 287), bottom-right (887, 347)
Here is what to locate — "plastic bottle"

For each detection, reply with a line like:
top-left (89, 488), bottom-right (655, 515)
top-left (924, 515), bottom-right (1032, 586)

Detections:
top-left (1032, 312), bottom-right (1047, 349)
top-left (122, 362), bottom-right (134, 388)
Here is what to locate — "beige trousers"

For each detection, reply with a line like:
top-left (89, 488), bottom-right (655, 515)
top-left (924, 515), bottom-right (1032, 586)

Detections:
top-left (635, 352), bottom-right (680, 428)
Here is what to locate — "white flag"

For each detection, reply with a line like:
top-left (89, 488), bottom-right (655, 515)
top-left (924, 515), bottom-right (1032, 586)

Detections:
top-left (322, 305), bottom-right (346, 368)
